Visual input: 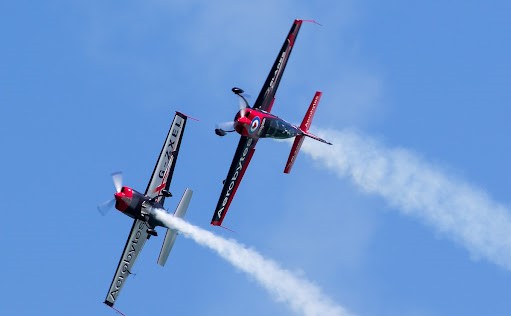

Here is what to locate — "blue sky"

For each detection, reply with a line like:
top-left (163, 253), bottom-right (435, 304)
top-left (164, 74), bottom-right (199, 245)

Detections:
top-left (2, 1), bottom-right (511, 315)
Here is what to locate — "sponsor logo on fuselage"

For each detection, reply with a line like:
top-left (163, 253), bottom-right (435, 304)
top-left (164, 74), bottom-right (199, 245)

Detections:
top-left (216, 138), bottom-right (253, 220)
top-left (108, 221), bottom-right (145, 303)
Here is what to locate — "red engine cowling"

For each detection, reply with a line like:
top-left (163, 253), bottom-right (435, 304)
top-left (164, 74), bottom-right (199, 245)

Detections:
top-left (114, 187), bottom-right (145, 219)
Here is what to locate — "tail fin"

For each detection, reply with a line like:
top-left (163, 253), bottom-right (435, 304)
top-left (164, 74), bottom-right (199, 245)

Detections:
top-left (283, 91), bottom-right (331, 174)
top-left (157, 188), bottom-right (193, 266)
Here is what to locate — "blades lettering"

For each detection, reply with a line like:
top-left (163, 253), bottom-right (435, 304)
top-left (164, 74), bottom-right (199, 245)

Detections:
top-left (263, 50), bottom-right (287, 102)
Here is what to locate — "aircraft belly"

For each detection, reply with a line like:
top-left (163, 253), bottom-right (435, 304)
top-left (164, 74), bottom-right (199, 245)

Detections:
top-left (147, 208), bottom-right (168, 228)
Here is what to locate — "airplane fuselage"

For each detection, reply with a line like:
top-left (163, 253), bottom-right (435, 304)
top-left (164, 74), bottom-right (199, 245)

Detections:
top-left (114, 186), bottom-right (166, 228)
top-left (234, 109), bottom-right (301, 140)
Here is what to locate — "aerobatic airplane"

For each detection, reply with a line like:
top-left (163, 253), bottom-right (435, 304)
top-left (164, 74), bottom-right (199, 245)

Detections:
top-left (212, 19), bottom-right (332, 226)
top-left (99, 112), bottom-right (193, 308)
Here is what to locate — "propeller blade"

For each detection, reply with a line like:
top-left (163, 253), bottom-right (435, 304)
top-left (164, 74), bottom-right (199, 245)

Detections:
top-left (111, 171), bottom-right (123, 193)
top-left (239, 95), bottom-right (247, 115)
top-left (232, 87), bottom-right (250, 116)
top-left (216, 121), bottom-right (235, 131)
top-left (98, 198), bottom-right (115, 216)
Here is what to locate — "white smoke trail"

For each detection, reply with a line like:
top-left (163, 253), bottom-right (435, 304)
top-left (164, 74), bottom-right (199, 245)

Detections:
top-left (153, 211), bottom-right (352, 316)
top-left (301, 128), bottom-right (511, 269)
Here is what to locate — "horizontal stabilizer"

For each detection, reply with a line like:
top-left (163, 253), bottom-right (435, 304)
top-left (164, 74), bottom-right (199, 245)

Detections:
top-left (157, 188), bottom-right (193, 267)
top-left (284, 135), bottom-right (305, 174)
top-left (299, 91), bottom-right (331, 144)
top-left (300, 91), bottom-right (322, 132)
top-left (284, 91), bottom-right (331, 173)
top-left (303, 131), bottom-right (332, 145)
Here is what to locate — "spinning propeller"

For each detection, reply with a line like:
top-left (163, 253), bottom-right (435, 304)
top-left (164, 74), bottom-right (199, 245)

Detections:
top-left (233, 87), bottom-right (250, 116)
top-left (215, 87), bottom-right (251, 136)
top-left (97, 172), bottom-right (124, 215)
top-left (111, 171), bottom-right (123, 194)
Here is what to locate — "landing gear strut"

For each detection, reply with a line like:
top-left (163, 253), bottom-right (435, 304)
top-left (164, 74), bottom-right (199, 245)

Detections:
top-left (141, 208), bottom-right (158, 237)
top-left (146, 228), bottom-right (158, 237)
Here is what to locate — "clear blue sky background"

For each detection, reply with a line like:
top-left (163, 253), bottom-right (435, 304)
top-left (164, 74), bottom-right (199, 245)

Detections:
top-left (2, 1), bottom-right (511, 315)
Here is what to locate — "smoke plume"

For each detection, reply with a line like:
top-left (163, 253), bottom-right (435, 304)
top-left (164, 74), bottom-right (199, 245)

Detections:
top-left (153, 210), bottom-right (352, 316)
top-left (302, 128), bottom-right (511, 269)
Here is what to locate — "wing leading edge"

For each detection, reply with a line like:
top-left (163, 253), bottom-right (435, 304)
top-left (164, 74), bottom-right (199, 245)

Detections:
top-left (253, 19), bottom-right (303, 112)
top-left (211, 136), bottom-right (257, 226)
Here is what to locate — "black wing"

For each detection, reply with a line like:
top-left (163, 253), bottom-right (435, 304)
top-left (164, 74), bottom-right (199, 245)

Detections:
top-left (211, 136), bottom-right (258, 226)
top-left (145, 112), bottom-right (188, 206)
top-left (252, 19), bottom-right (304, 112)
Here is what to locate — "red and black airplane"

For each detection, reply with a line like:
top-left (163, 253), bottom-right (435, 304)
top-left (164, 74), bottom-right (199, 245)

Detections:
top-left (100, 112), bottom-right (193, 307)
top-left (212, 19), bottom-right (332, 226)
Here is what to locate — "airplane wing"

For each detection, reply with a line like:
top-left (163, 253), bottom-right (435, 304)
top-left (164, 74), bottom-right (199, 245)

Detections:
top-left (211, 136), bottom-right (257, 226)
top-left (104, 219), bottom-right (149, 307)
top-left (145, 112), bottom-right (188, 206)
top-left (252, 19), bottom-right (303, 112)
